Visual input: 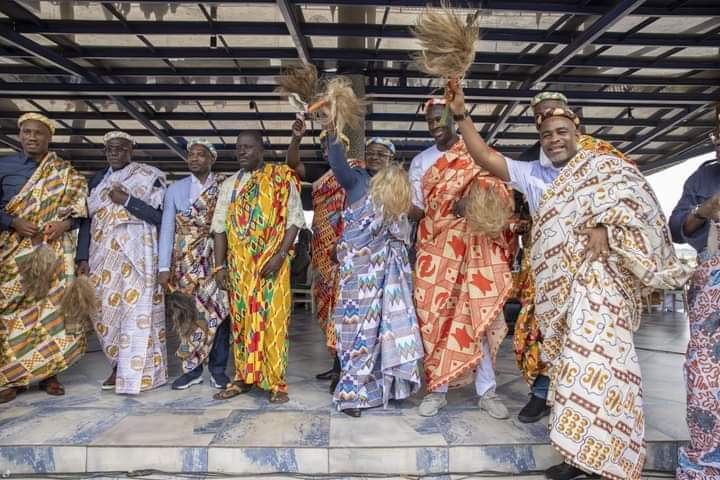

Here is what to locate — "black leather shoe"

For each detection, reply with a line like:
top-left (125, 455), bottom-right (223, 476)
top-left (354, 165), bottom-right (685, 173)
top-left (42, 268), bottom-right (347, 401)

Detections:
top-left (518, 394), bottom-right (551, 423)
top-left (329, 374), bottom-right (339, 394)
top-left (342, 408), bottom-right (361, 418)
top-left (315, 368), bottom-right (336, 380)
top-left (545, 462), bottom-right (599, 480)
top-left (316, 356), bottom-right (341, 380)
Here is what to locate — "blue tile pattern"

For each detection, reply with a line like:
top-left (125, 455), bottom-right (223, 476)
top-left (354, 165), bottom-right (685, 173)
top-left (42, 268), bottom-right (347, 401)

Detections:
top-left (0, 312), bottom-right (690, 476)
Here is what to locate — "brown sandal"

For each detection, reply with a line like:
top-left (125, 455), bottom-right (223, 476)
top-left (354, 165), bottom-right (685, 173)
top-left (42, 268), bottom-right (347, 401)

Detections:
top-left (39, 376), bottom-right (65, 396)
top-left (0, 387), bottom-right (22, 404)
top-left (213, 382), bottom-right (251, 401)
top-left (269, 391), bottom-right (289, 404)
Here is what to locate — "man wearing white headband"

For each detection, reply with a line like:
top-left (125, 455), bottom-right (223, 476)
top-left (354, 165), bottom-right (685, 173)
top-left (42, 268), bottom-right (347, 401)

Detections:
top-left (77, 130), bottom-right (169, 395)
top-left (411, 98), bottom-right (517, 422)
top-left (157, 139), bottom-right (230, 391)
top-left (1, 113), bottom-right (88, 404)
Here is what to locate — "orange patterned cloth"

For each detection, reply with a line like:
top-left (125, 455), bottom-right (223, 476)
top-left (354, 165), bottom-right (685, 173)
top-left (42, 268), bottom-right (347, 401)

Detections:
top-left (310, 160), bottom-right (362, 352)
top-left (414, 140), bottom-right (517, 391)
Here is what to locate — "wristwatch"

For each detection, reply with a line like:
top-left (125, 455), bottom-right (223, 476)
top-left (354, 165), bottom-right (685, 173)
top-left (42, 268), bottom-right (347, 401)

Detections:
top-left (691, 204), bottom-right (707, 220)
top-left (452, 110), bottom-right (468, 122)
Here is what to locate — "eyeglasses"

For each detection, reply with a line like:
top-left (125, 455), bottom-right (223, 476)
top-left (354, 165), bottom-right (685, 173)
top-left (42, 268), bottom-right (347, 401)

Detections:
top-left (365, 150), bottom-right (393, 160)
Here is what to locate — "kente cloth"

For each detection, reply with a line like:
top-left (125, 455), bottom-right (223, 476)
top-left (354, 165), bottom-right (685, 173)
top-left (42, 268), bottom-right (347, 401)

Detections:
top-left (579, 135), bottom-right (631, 164)
top-left (333, 194), bottom-right (424, 410)
top-left (677, 224), bottom-right (720, 480)
top-left (88, 162), bottom-right (168, 394)
top-left (531, 148), bottom-right (689, 480)
top-left (512, 231), bottom-right (548, 385)
top-left (169, 176), bottom-right (230, 373)
top-left (0, 153), bottom-right (88, 388)
top-left (414, 139), bottom-right (517, 391)
top-left (226, 164), bottom-right (296, 393)
top-left (311, 160), bottom-right (363, 352)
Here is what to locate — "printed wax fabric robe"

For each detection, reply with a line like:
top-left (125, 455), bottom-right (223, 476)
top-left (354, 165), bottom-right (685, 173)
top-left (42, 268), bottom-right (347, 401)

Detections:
top-left (226, 164), bottom-right (296, 393)
top-left (514, 134), bottom-right (631, 386)
top-left (531, 148), bottom-right (688, 479)
top-left (677, 221), bottom-right (720, 480)
top-left (169, 176), bottom-right (229, 372)
top-left (0, 152), bottom-right (88, 387)
top-left (333, 193), bottom-right (424, 410)
top-left (88, 162), bottom-right (168, 394)
top-left (414, 139), bottom-right (516, 391)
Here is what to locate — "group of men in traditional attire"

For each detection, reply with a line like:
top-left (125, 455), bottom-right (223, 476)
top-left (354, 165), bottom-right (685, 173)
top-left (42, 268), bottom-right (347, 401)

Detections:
top-left (1, 86), bottom-right (718, 480)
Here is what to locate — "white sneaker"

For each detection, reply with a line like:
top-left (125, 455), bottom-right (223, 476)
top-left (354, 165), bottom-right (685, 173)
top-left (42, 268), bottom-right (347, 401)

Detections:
top-left (418, 392), bottom-right (447, 417)
top-left (478, 391), bottom-right (509, 419)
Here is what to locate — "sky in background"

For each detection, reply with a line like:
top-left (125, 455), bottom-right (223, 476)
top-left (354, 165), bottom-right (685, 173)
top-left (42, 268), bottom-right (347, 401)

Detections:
top-left (647, 150), bottom-right (716, 255)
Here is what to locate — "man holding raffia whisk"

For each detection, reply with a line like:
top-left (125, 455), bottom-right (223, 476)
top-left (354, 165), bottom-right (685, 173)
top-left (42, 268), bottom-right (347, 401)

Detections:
top-left (409, 5), bottom-right (518, 419)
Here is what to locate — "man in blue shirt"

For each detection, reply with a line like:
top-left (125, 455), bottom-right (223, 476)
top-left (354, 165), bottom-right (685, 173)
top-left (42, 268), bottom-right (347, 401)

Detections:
top-left (157, 139), bottom-right (230, 391)
top-left (669, 132), bottom-right (720, 251)
top-left (1, 112), bottom-right (88, 403)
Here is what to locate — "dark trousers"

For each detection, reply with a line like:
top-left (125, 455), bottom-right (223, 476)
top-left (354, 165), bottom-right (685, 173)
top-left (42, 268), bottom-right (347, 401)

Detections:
top-left (188, 318), bottom-right (230, 378)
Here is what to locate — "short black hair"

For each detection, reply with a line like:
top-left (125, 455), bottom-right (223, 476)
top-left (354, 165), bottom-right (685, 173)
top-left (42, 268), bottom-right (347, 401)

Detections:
top-left (237, 130), bottom-right (264, 147)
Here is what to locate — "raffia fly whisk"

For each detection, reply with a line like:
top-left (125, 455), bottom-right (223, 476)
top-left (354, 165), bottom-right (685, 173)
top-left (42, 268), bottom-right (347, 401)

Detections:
top-left (411, 3), bottom-right (479, 87)
top-left (369, 163), bottom-right (413, 222)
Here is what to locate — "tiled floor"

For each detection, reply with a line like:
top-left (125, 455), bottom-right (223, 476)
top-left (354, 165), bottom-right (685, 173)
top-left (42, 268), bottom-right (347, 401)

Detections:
top-left (0, 309), bottom-right (689, 477)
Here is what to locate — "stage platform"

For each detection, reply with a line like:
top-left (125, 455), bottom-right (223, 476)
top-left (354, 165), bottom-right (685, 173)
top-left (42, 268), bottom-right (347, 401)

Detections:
top-left (0, 310), bottom-right (688, 478)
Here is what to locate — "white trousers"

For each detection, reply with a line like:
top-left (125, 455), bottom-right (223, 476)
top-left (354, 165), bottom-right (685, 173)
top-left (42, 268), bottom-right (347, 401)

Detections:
top-left (432, 336), bottom-right (496, 396)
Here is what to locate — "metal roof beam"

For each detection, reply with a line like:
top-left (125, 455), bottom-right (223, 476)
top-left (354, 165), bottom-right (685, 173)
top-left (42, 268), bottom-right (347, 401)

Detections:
top-left (0, 82), bottom-right (713, 105)
top-left (55, 0), bottom-right (720, 17)
top-left (4, 19), bottom-right (719, 48)
top-left (487, 0), bottom-right (646, 143)
top-left (0, 19), bottom-right (185, 159)
top-left (625, 104), bottom-right (712, 153)
top-left (2, 65), bottom-right (716, 88)
top-left (276, 0), bottom-right (311, 63)
top-left (2, 46), bottom-right (718, 70)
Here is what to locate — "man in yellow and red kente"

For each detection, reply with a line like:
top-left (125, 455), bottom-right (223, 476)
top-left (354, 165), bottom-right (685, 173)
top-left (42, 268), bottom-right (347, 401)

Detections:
top-left (212, 131), bottom-right (305, 404)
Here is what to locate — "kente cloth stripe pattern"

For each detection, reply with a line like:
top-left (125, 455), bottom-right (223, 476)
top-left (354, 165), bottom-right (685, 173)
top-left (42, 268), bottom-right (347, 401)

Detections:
top-left (310, 159), bottom-right (363, 353)
top-left (87, 162), bottom-right (168, 395)
top-left (0, 152), bottom-right (88, 388)
top-left (532, 148), bottom-right (688, 480)
top-left (226, 163), bottom-right (296, 393)
top-left (169, 175), bottom-right (230, 373)
top-left (333, 193), bottom-right (423, 410)
top-left (512, 230), bottom-right (548, 385)
top-left (414, 138), bottom-right (516, 392)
